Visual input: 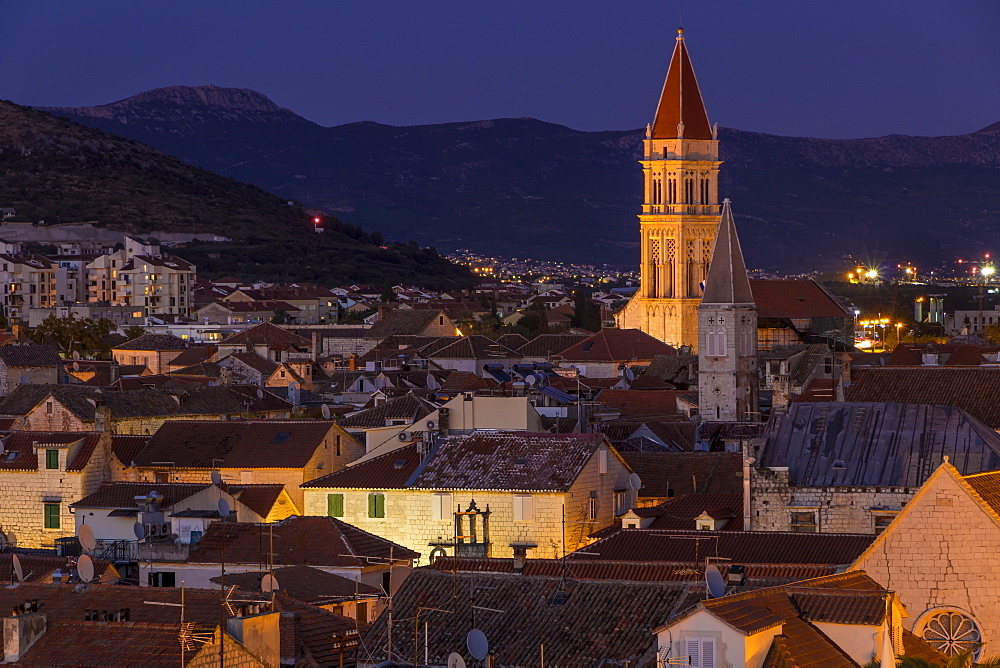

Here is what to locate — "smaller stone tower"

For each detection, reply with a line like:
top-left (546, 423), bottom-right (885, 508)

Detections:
top-left (698, 199), bottom-right (758, 422)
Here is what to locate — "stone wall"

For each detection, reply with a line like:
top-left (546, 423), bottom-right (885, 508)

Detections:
top-left (852, 465), bottom-right (1000, 654)
top-left (751, 467), bottom-right (911, 534)
top-left (0, 365), bottom-right (59, 397)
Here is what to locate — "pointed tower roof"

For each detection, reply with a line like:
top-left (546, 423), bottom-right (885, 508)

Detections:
top-left (702, 200), bottom-right (754, 305)
top-left (651, 29), bottom-right (713, 140)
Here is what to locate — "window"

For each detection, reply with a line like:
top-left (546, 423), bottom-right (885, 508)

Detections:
top-left (240, 471), bottom-right (253, 484)
top-left (706, 330), bottom-right (716, 356)
top-left (613, 490), bottom-right (628, 516)
top-left (367, 493), bottom-right (385, 518)
top-left (45, 449), bottom-right (59, 470)
top-left (686, 637), bottom-right (716, 668)
top-left (920, 610), bottom-right (982, 658)
top-left (716, 328), bottom-right (727, 356)
top-left (356, 601), bottom-right (369, 623)
top-left (598, 448), bottom-right (608, 474)
top-left (431, 493), bottom-right (452, 521)
top-left (327, 493), bottom-right (344, 518)
top-left (588, 493), bottom-right (598, 521)
top-left (790, 511), bottom-right (817, 533)
top-left (513, 494), bottom-right (534, 522)
top-left (155, 472), bottom-right (170, 484)
top-left (45, 401), bottom-right (53, 414)
top-left (873, 515), bottom-right (895, 535)
top-left (148, 571), bottom-right (176, 587)
top-left (43, 503), bottom-right (60, 529)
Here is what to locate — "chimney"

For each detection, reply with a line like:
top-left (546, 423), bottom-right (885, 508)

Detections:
top-left (348, 354), bottom-right (356, 372)
top-left (4, 612), bottom-right (46, 662)
top-left (93, 405), bottom-right (112, 433)
top-left (226, 611), bottom-right (280, 667)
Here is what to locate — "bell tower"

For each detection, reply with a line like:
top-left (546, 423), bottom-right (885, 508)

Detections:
top-left (616, 28), bottom-right (721, 351)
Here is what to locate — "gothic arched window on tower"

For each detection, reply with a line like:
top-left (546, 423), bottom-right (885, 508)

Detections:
top-left (706, 329), bottom-right (717, 356)
top-left (668, 179), bottom-right (677, 204)
top-left (717, 328), bottom-right (728, 356)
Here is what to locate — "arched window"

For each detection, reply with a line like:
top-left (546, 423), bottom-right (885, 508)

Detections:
top-left (919, 610), bottom-right (982, 658)
top-left (706, 330), bottom-right (716, 357)
top-left (717, 328), bottom-right (728, 356)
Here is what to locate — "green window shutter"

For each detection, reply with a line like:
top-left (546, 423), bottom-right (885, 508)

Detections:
top-left (328, 494), bottom-right (344, 518)
top-left (44, 504), bottom-right (60, 529)
top-left (376, 494), bottom-right (385, 518)
top-left (46, 449), bottom-right (59, 469)
top-left (368, 494), bottom-right (376, 518)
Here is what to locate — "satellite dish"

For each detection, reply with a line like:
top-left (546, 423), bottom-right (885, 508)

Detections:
top-left (72, 350), bottom-right (80, 360)
top-left (217, 498), bottom-right (231, 518)
top-left (261, 574), bottom-right (279, 593)
top-left (256, 388), bottom-right (264, 400)
top-left (705, 565), bottom-right (726, 599)
top-left (321, 404), bottom-right (331, 420)
top-left (210, 470), bottom-right (222, 486)
top-left (12, 554), bottom-right (22, 582)
top-left (78, 524), bottom-right (96, 552)
top-left (72, 361), bottom-right (80, 372)
top-left (628, 473), bottom-right (642, 491)
top-left (77, 554), bottom-right (95, 583)
top-left (18, 375), bottom-right (27, 384)
top-left (467, 629), bottom-right (489, 661)
top-left (447, 653), bottom-right (467, 668)
top-left (624, 367), bottom-right (635, 382)
top-left (524, 374), bottom-right (537, 386)
top-left (133, 522), bottom-right (145, 541)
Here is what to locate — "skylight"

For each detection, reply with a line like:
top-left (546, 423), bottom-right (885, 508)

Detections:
top-left (272, 432), bottom-right (291, 444)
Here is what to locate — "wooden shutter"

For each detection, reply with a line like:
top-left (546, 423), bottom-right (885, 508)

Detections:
top-left (514, 495), bottom-right (533, 522)
top-left (685, 638), bottom-right (715, 668)
top-left (375, 494), bottom-right (385, 518)
top-left (367, 494), bottom-right (377, 518)
top-left (327, 494), bottom-right (344, 517)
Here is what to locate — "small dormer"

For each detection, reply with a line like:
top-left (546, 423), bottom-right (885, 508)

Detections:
top-left (922, 344), bottom-right (940, 366)
top-left (695, 509), bottom-right (731, 531)
top-left (620, 508), bottom-right (656, 530)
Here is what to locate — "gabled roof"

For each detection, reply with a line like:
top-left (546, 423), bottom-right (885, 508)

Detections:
top-left (0, 344), bottom-right (61, 368)
top-left (362, 569), bottom-right (699, 667)
top-left (110, 434), bottom-right (150, 466)
top-left (210, 565), bottom-right (380, 605)
top-left (619, 451), bottom-right (743, 497)
top-left (847, 366), bottom-right (1000, 428)
top-left (0, 431), bottom-right (103, 472)
top-left (365, 310), bottom-right (447, 339)
top-left (427, 335), bottom-right (519, 360)
top-left (166, 346), bottom-right (214, 368)
top-left (228, 351), bottom-right (280, 376)
top-left (302, 444), bottom-right (421, 489)
top-left (577, 529), bottom-right (874, 565)
top-left (0, 385), bottom-right (189, 421)
top-left (338, 392), bottom-right (436, 429)
top-left (112, 333), bottom-right (188, 351)
top-left (70, 481), bottom-right (288, 517)
top-left (651, 29), bottom-right (713, 140)
top-left (218, 322), bottom-right (311, 349)
top-left (186, 515), bottom-right (419, 566)
top-left (412, 432), bottom-right (609, 492)
top-left (558, 329), bottom-right (676, 362)
top-left (749, 280), bottom-right (851, 320)
top-left (758, 402), bottom-right (1000, 487)
top-left (594, 389), bottom-right (683, 418)
top-left (134, 420), bottom-right (337, 469)
top-left (516, 333), bottom-right (589, 358)
top-left (702, 200), bottom-right (753, 304)
top-left (626, 493), bottom-right (744, 532)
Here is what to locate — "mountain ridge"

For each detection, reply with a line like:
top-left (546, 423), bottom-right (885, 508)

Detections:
top-left (40, 85), bottom-right (1000, 270)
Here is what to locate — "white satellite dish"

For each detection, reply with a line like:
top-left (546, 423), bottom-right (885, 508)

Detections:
top-left (524, 374), bottom-right (537, 386)
top-left (261, 574), bottom-right (279, 593)
top-left (210, 470), bottom-right (222, 486)
top-left (72, 350), bottom-right (80, 361)
top-left (447, 652), bottom-right (467, 668)
top-left (78, 524), bottom-right (96, 552)
top-left (628, 473), bottom-right (642, 491)
top-left (705, 565), bottom-right (726, 599)
top-left (321, 404), bottom-right (331, 420)
top-left (12, 554), bottom-right (23, 582)
top-left (72, 361), bottom-right (80, 372)
top-left (624, 367), bottom-right (635, 381)
top-left (218, 498), bottom-right (231, 518)
top-left (467, 629), bottom-right (489, 661)
top-left (256, 388), bottom-right (264, 400)
top-left (132, 522), bottom-right (145, 541)
top-left (77, 554), bottom-right (95, 583)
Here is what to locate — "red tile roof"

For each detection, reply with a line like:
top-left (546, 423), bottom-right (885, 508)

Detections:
top-left (619, 451), bottom-right (743, 496)
top-left (219, 322), bottom-right (311, 349)
top-left (187, 516), bottom-right (419, 566)
top-left (302, 443), bottom-right (421, 489)
top-left (135, 420), bottom-right (336, 469)
top-left (594, 389), bottom-right (683, 417)
top-left (651, 30), bottom-right (713, 140)
top-left (110, 434), bottom-right (151, 466)
top-left (0, 431), bottom-right (103, 472)
top-left (112, 333), bottom-right (188, 351)
top-left (211, 565), bottom-right (380, 605)
top-left (577, 529), bottom-right (874, 565)
top-left (749, 279), bottom-right (851, 320)
top-left (558, 329), bottom-right (676, 362)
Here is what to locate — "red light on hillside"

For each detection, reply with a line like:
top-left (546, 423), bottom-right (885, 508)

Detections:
top-left (313, 217), bottom-right (321, 224)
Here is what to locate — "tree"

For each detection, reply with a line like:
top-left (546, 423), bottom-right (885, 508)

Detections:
top-left (271, 308), bottom-right (289, 325)
top-left (123, 325), bottom-right (148, 341)
top-left (30, 316), bottom-right (117, 359)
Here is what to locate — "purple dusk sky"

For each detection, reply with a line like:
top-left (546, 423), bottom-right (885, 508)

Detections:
top-left (3, 1), bottom-right (998, 139)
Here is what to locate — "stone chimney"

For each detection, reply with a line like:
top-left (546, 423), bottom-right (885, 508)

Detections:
top-left (4, 612), bottom-right (46, 662)
top-left (93, 404), bottom-right (112, 433)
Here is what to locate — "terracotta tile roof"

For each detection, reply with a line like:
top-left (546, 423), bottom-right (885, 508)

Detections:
top-left (900, 628), bottom-right (951, 664)
top-left (72, 482), bottom-right (208, 508)
top-left (167, 361), bottom-right (223, 377)
top-left (0, 344), bottom-right (61, 368)
top-left (848, 366), bottom-right (1000, 428)
top-left (427, 335), bottom-right (519, 360)
top-left (412, 432), bottom-right (608, 492)
top-left (272, 595), bottom-right (360, 666)
top-left (651, 31), bottom-right (713, 140)
top-left (365, 310), bottom-right (446, 339)
top-left (166, 346), bottom-right (215, 368)
top-left (0, 553), bottom-right (115, 584)
top-left (633, 493), bottom-right (744, 531)
top-left (642, 353), bottom-right (698, 386)
top-left (135, 420), bottom-right (336, 469)
top-left (110, 434), bottom-right (151, 466)
top-left (439, 370), bottom-right (499, 392)
top-left (593, 419), bottom-right (693, 451)
top-left (228, 351), bottom-right (280, 375)
top-left (0, 385), bottom-right (188, 421)
top-left (759, 402), bottom-right (1000, 486)
top-left (749, 279), bottom-right (851, 320)
top-left (620, 451), bottom-right (743, 497)
top-left (112, 333), bottom-right (188, 351)
top-left (763, 617), bottom-right (857, 667)
top-left (558, 329), bottom-right (676, 362)
top-left (210, 565), bottom-right (380, 605)
top-left (187, 516), bottom-right (419, 566)
top-left (362, 568), bottom-right (700, 666)
top-left (577, 529), bottom-right (874, 565)
top-left (516, 333), bottom-right (589, 358)
top-left (594, 389), bottom-right (683, 417)
top-left (8, 620), bottom-right (199, 667)
top-left (338, 392), bottom-right (436, 428)
top-left (302, 444), bottom-right (422, 489)
top-left (496, 333), bottom-right (528, 350)
top-left (0, 431), bottom-right (102, 472)
top-left (218, 322), bottom-right (311, 349)
top-left (430, 557), bottom-right (839, 585)
top-left (230, 484), bottom-right (287, 517)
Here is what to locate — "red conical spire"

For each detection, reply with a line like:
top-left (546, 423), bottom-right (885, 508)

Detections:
top-left (650, 29), bottom-right (713, 140)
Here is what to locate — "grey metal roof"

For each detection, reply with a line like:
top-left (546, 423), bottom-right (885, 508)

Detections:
top-left (757, 402), bottom-right (1000, 487)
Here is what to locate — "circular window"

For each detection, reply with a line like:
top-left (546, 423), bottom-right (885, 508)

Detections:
top-left (920, 610), bottom-right (982, 658)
